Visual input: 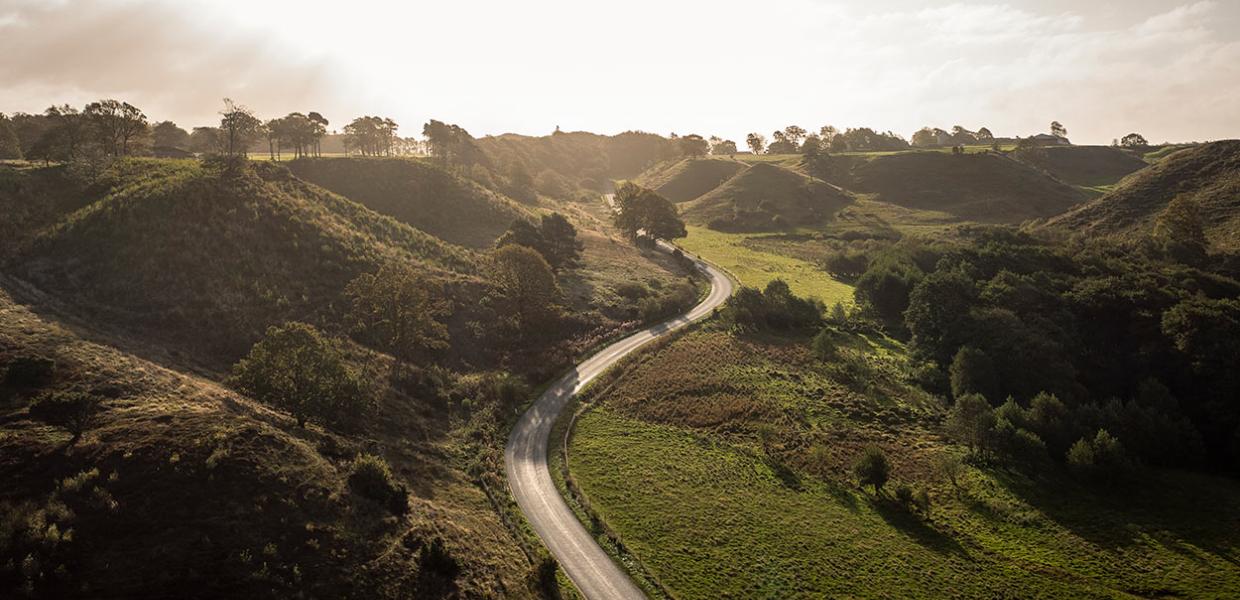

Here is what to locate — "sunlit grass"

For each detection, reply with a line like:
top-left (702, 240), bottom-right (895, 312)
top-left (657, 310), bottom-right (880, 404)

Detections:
top-left (677, 225), bottom-right (854, 307)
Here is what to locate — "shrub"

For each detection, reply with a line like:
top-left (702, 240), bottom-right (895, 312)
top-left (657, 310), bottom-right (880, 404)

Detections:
top-left (894, 483), bottom-right (914, 506)
top-left (853, 445), bottom-right (891, 493)
top-left (230, 322), bottom-right (372, 429)
top-left (934, 453), bottom-right (965, 487)
top-left (949, 345), bottom-right (998, 400)
top-left (4, 355), bottom-right (55, 389)
top-left (419, 536), bottom-right (461, 580)
top-left (28, 391), bottom-right (101, 442)
top-left (348, 453), bottom-right (409, 515)
top-left (722, 279), bottom-right (822, 332)
top-left (1066, 429), bottom-right (1133, 485)
top-left (811, 327), bottom-right (843, 361)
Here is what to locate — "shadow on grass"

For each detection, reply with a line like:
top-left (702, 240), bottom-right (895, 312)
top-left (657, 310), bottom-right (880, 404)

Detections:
top-left (870, 495), bottom-right (970, 558)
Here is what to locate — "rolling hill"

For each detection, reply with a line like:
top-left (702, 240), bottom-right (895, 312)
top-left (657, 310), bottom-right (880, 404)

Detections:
top-left (1046, 140), bottom-right (1240, 251)
top-left (1038, 145), bottom-right (1149, 188)
top-left (286, 157), bottom-right (530, 249)
top-left (828, 151), bottom-right (1084, 222)
top-left (634, 157), bottom-right (746, 203)
top-left (8, 159), bottom-right (477, 363)
top-left (681, 162), bottom-right (853, 232)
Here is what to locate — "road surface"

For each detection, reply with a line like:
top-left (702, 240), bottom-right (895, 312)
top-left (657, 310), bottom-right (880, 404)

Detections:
top-left (504, 237), bottom-right (734, 600)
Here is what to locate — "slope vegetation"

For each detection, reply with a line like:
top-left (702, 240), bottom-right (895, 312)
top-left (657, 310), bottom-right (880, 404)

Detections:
top-left (635, 157), bottom-right (745, 203)
top-left (9, 159), bottom-right (475, 362)
top-left (682, 163), bottom-right (852, 232)
top-left (478, 130), bottom-right (677, 188)
top-left (286, 157), bottom-right (529, 248)
top-left (1047, 140), bottom-right (1240, 251)
top-left (1038, 146), bottom-right (1148, 188)
top-left (830, 151), bottom-right (1083, 222)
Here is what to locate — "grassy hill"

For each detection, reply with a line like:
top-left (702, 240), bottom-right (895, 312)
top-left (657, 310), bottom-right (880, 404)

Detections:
top-left (286, 157), bottom-right (530, 249)
top-left (0, 280), bottom-right (536, 599)
top-left (827, 151), bottom-right (1084, 223)
top-left (1046, 140), bottom-right (1240, 251)
top-left (1038, 146), bottom-right (1148, 188)
top-left (564, 326), bottom-right (1240, 599)
top-left (7, 159), bottom-right (476, 363)
top-left (682, 163), bottom-right (853, 232)
top-left (478, 130), bottom-right (677, 190)
top-left (634, 158), bottom-right (746, 203)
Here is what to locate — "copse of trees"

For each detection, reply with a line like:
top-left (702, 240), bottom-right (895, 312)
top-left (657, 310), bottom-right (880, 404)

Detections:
top-left (0, 114), bottom-right (22, 159)
top-left (266, 112), bottom-right (329, 159)
top-left (345, 263), bottom-right (452, 362)
top-left (486, 245), bottom-right (564, 343)
top-left (230, 322), bottom-right (373, 429)
top-left (722, 279), bottom-right (822, 332)
top-left (423, 119), bottom-right (483, 167)
top-left (495, 212), bottom-right (583, 272)
top-left (710, 138), bottom-right (738, 155)
top-left (678, 134), bottom-right (709, 157)
top-left (1120, 132), bottom-right (1149, 148)
top-left (219, 98), bottom-right (262, 157)
top-left (344, 115), bottom-right (398, 156)
top-left (612, 182), bottom-right (687, 241)
top-left (855, 226), bottom-right (1240, 470)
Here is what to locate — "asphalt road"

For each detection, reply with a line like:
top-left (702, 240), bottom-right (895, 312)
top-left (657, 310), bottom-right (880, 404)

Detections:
top-left (504, 236), bottom-right (734, 600)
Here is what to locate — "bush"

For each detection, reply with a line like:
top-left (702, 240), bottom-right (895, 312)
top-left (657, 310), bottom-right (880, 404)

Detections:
top-left (1066, 429), bottom-right (1133, 485)
top-left (934, 453), bottom-right (965, 487)
top-left (4, 355), bottom-right (56, 389)
top-left (894, 482), bottom-right (914, 506)
top-left (853, 445), bottom-right (891, 493)
top-left (418, 536), bottom-right (461, 580)
top-left (722, 279), bottom-right (822, 332)
top-left (348, 453), bottom-right (409, 515)
top-left (28, 391), bottom-right (101, 442)
top-left (230, 322), bottom-right (372, 429)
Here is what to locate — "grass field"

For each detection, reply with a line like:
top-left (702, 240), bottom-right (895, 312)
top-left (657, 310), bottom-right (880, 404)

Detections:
top-left (677, 226), bottom-right (854, 306)
top-left (566, 327), bottom-right (1240, 599)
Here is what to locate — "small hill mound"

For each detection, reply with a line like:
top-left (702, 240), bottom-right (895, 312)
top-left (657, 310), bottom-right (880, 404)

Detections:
top-left (10, 159), bottom-right (475, 362)
top-left (636, 158), bottom-right (746, 203)
top-left (838, 152), bottom-right (1083, 222)
top-left (1046, 140), bottom-right (1240, 250)
top-left (682, 162), bottom-right (852, 232)
top-left (286, 157), bottom-right (528, 248)
top-left (1039, 146), bottom-right (1149, 187)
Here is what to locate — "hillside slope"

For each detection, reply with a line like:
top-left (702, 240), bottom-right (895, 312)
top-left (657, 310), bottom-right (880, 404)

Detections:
top-left (8, 159), bottom-right (476, 362)
top-left (829, 151), bottom-right (1084, 222)
top-left (286, 158), bottom-right (530, 249)
top-left (1046, 140), bottom-right (1240, 251)
top-left (1038, 146), bottom-right (1149, 188)
top-left (478, 131), bottom-right (676, 189)
top-left (682, 163), bottom-right (853, 232)
top-left (635, 158), bottom-right (746, 203)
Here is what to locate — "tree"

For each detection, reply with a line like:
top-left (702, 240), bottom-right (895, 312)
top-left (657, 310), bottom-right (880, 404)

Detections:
top-left (488, 245), bottom-right (563, 336)
top-left (344, 115), bottom-right (398, 157)
top-left (782, 125), bottom-right (807, 148)
top-left (1067, 429), bottom-right (1132, 484)
top-left (711, 138), bottom-right (738, 155)
top-left (1119, 132), bottom-right (1147, 147)
top-left (219, 98), bottom-right (262, 157)
top-left (84, 99), bottom-right (149, 156)
top-left (976, 127), bottom-right (994, 142)
top-left (345, 264), bottom-right (452, 361)
top-left (230, 322), bottom-right (371, 428)
top-left (1050, 121), bottom-right (1067, 138)
top-left (745, 132), bottom-right (765, 155)
top-left (949, 345), bottom-right (998, 400)
top-left (934, 453), bottom-right (965, 488)
top-left (28, 391), bottom-right (102, 443)
top-left (911, 127), bottom-right (937, 147)
top-left (189, 127), bottom-right (222, 154)
top-left (0, 115), bottom-right (24, 159)
top-left (538, 213), bottom-right (584, 270)
top-left (905, 268), bottom-right (977, 366)
top-left (422, 119), bottom-right (480, 166)
top-left (1152, 195), bottom-right (1207, 263)
top-left (307, 112), bottom-right (329, 156)
top-left (678, 134), bottom-right (709, 157)
top-left (151, 120), bottom-right (190, 150)
top-left (853, 445), bottom-right (891, 493)
top-left (612, 181), bottom-right (687, 240)
top-left (801, 134), bottom-right (825, 179)
top-left (946, 393), bottom-right (996, 456)
top-left (767, 130), bottom-right (796, 154)
top-left (28, 105), bottom-right (87, 163)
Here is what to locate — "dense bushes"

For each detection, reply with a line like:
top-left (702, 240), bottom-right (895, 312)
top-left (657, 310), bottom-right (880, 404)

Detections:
top-left (345, 263), bottom-right (452, 362)
top-left (495, 212), bottom-right (584, 271)
top-left (722, 279), bottom-right (822, 332)
top-left (230, 322), bottom-right (372, 429)
top-left (348, 454), bottom-right (409, 515)
top-left (3, 355), bottom-right (56, 389)
top-left (855, 226), bottom-right (1240, 468)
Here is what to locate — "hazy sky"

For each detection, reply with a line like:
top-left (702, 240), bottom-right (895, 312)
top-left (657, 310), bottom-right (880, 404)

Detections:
top-left (2, 0), bottom-right (1238, 144)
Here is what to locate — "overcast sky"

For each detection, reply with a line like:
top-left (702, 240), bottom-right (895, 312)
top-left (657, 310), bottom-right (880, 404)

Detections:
top-left (2, 0), bottom-right (1238, 145)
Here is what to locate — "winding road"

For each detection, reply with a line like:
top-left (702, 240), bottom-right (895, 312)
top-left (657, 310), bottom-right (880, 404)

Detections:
top-left (504, 234), bottom-right (734, 600)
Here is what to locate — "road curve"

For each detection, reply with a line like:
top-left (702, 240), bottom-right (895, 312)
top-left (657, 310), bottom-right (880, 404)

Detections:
top-left (504, 238), bottom-right (734, 600)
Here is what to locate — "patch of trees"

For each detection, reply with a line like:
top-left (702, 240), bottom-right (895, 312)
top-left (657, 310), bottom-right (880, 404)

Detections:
top-left (7, 100), bottom-right (150, 163)
top-left (343, 116), bottom-right (398, 156)
top-left (612, 182), bottom-right (686, 240)
top-left (495, 212), bottom-right (583, 272)
top-left (344, 263), bottom-right (452, 362)
top-left (423, 120), bottom-right (484, 168)
top-left (230, 322), bottom-right (373, 429)
top-left (484, 245), bottom-right (564, 346)
top-left (710, 137), bottom-right (738, 155)
top-left (677, 134), bottom-right (709, 157)
top-left (852, 226), bottom-right (1240, 469)
top-left (266, 112), bottom-right (329, 159)
top-left (722, 279), bottom-right (822, 332)
top-left (1120, 133), bottom-right (1149, 148)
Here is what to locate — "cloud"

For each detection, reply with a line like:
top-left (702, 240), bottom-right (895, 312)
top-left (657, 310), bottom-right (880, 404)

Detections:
top-left (0, 0), bottom-right (344, 125)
